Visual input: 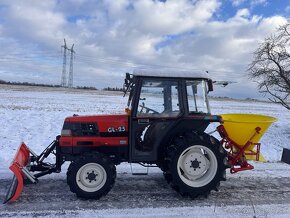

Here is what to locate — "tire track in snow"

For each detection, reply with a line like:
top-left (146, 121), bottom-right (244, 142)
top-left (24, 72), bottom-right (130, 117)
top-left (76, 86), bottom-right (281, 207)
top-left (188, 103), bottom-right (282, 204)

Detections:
top-left (1, 172), bottom-right (290, 213)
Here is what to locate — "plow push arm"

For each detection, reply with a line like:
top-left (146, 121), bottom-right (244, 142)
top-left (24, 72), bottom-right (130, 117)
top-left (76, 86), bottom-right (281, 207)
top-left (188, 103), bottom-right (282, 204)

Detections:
top-left (3, 137), bottom-right (62, 204)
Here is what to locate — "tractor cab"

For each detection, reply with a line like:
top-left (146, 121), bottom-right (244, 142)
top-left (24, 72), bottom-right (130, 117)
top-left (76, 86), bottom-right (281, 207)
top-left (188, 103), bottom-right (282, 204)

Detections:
top-left (124, 71), bottom-right (213, 116)
top-left (123, 71), bottom-right (217, 162)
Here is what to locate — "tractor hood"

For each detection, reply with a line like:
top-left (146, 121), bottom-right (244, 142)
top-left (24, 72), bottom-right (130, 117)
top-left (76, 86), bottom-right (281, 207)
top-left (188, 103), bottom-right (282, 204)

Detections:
top-left (63, 114), bottom-right (129, 134)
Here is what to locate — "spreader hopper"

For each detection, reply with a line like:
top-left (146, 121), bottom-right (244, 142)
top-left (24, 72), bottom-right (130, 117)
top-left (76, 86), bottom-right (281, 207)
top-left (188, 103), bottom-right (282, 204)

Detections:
top-left (217, 113), bottom-right (277, 173)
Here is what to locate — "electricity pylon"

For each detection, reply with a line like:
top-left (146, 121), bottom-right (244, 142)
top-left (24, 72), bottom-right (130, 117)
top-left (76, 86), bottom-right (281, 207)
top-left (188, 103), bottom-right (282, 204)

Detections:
top-left (68, 44), bottom-right (75, 88)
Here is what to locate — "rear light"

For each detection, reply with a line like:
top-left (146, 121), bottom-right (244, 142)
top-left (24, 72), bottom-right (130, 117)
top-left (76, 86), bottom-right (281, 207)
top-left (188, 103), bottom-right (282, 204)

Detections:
top-left (61, 129), bottom-right (72, 136)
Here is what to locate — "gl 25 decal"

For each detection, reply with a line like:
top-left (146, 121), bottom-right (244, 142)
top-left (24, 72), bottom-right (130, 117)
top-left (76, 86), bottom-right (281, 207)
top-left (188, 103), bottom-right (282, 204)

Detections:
top-left (107, 126), bottom-right (126, 133)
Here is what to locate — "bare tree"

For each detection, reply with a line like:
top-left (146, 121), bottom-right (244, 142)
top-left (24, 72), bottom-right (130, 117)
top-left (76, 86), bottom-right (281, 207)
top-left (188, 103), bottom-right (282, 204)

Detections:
top-left (248, 22), bottom-right (290, 110)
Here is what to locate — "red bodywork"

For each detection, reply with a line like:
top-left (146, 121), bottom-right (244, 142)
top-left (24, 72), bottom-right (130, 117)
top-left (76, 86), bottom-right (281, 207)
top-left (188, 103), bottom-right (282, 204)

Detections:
top-left (59, 114), bottom-right (129, 148)
top-left (5, 114), bottom-right (129, 204)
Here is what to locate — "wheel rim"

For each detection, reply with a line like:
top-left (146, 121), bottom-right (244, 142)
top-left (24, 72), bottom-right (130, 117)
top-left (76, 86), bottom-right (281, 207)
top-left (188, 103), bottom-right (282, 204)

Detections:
top-left (177, 145), bottom-right (218, 187)
top-left (76, 163), bottom-right (107, 192)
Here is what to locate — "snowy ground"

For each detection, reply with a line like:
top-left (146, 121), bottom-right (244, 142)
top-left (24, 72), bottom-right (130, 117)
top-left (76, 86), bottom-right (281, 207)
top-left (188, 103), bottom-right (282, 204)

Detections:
top-left (1, 162), bottom-right (290, 217)
top-left (0, 84), bottom-right (290, 217)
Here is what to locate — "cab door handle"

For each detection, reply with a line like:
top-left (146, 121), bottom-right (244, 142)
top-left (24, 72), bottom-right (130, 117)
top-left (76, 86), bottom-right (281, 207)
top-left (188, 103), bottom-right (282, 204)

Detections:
top-left (138, 119), bottom-right (150, 124)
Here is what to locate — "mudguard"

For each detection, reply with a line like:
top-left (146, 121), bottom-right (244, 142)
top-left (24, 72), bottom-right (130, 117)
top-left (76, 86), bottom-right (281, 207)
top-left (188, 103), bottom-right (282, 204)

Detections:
top-left (3, 143), bottom-right (30, 204)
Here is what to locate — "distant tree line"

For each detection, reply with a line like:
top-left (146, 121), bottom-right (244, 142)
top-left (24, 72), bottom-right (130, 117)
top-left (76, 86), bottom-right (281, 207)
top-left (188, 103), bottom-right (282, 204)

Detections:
top-left (103, 86), bottom-right (124, 92)
top-left (0, 79), bottom-right (97, 90)
top-left (75, 86), bottom-right (97, 90)
top-left (0, 79), bottom-right (62, 87)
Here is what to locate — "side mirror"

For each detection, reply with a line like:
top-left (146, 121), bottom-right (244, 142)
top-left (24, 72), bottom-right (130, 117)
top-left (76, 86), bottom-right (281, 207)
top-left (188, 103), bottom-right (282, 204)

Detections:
top-left (192, 85), bottom-right (197, 94)
top-left (207, 80), bottom-right (213, 92)
top-left (123, 73), bottom-right (132, 96)
top-left (126, 72), bottom-right (131, 81)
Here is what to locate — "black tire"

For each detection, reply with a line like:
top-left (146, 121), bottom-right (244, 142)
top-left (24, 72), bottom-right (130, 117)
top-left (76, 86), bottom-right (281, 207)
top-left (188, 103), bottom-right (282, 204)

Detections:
top-left (164, 131), bottom-right (227, 199)
top-left (67, 153), bottom-right (116, 199)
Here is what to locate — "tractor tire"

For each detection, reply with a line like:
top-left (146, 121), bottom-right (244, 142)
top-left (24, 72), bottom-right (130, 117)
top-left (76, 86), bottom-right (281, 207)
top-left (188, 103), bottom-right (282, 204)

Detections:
top-left (164, 132), bottom-right (227, 199)
top-left (67, 153), bottom-right (116, 200)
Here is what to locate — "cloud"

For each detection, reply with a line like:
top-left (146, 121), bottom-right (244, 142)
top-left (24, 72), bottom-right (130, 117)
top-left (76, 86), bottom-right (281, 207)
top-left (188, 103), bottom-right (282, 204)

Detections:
top-left (1, 0), bottom-right (67, 49)
top-left (102, 0), bottom-right (220, 35)
top-left (231, 0), bottom-right (268, 8)
top-left (0, 0), bottom-right (288, 99)
top-left (250, 0), bottom-right (268, 7)
top-left (231, 0), bottom-right (246, 7)
top-left (154, 9), bottom-right (287, 99)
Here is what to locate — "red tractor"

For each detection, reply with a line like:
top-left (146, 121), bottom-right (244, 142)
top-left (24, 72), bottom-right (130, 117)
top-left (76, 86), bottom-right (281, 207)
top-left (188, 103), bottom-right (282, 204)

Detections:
top-left (5, 71), bottom-right (274, 203)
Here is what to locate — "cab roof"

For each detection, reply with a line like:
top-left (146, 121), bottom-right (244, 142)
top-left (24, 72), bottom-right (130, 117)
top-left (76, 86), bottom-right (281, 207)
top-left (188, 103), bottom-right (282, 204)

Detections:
top-left (133, 69), bottom-right (211, 80)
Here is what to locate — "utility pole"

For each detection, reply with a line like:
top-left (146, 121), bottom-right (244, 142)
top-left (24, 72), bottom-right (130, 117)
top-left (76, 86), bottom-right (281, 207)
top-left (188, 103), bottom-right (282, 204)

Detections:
top-left (68, 44), bottom-right (75, 88)
top-left (61, 39), bottom-right (68, 87)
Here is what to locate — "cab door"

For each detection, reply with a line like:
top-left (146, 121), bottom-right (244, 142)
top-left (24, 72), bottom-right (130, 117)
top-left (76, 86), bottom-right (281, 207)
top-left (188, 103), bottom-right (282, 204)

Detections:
top-left (129, 78), bottom-right (183, 162)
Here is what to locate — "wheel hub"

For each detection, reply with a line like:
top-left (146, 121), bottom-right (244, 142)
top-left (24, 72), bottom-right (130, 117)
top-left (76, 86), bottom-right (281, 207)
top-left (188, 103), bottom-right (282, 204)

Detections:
top-left (183, 151), bottom-right (208, 177)
top-left (190, 159), bottom-right (201, 169)
top-left (76, 163), bottom-right (107, 192)
top-left (86, 171), bottom-right (98, 183)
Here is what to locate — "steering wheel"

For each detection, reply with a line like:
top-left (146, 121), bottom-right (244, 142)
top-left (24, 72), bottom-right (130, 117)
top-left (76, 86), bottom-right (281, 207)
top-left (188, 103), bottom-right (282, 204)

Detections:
top-left (139, 103), bottom-right (159, 114)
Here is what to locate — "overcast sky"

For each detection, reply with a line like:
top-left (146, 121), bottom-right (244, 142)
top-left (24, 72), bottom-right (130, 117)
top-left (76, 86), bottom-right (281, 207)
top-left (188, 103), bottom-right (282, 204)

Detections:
top-left (0, 0), bottom-right (289, 99)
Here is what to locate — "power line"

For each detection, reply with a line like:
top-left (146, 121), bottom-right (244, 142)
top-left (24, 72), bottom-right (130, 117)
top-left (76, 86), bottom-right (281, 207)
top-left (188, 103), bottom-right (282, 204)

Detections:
top-left (0, 44), bottom-right (246, 84)
top-left (0, 45), bottom-right (238, 75)
top-left (73, 53), bottom-right (237, 75)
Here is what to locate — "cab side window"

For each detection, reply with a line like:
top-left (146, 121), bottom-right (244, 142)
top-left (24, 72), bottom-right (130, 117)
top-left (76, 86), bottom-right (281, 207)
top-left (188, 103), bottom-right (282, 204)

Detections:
top-left (186, 80), bottom-right (209, 114)
top-left (137, 80), bottom-right (180, 117)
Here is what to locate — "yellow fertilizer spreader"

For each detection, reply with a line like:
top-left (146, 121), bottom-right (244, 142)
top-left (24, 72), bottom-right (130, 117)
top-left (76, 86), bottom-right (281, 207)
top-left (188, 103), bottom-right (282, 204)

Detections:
top-left (217, 114), bottom-right (277, 173)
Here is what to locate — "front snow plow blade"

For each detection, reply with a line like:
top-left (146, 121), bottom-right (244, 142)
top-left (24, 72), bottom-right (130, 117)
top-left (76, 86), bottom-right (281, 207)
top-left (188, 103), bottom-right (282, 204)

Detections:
top-left (3, 138), bottom-right (60, 204)
top-left (3, 143), bottom-right (32, 204)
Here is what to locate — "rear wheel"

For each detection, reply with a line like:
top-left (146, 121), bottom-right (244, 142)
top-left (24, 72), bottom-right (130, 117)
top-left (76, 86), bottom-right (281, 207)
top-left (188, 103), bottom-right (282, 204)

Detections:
top-left (67, 153), bottom-right (116, 199)
top-left (164, 132), bottom-right (227, 198)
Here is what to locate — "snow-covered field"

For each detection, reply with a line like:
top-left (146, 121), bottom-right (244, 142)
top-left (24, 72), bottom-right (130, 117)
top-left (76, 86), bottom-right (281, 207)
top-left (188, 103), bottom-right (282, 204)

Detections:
top-left (0, 84), bottom-right (290, 217)
top-left (0, 84), bottom-right (289, 167)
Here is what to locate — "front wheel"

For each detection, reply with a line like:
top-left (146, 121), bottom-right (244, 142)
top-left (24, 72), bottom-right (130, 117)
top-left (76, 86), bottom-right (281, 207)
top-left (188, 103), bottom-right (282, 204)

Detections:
top-left (165, 132), bottom-right (227, 198)
top-left (67, 153), bottom-right (116, 199)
